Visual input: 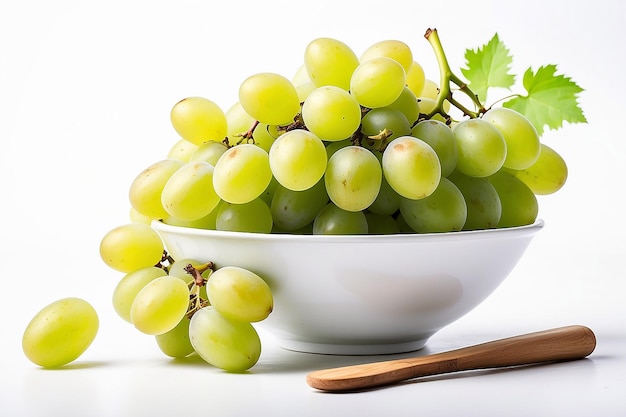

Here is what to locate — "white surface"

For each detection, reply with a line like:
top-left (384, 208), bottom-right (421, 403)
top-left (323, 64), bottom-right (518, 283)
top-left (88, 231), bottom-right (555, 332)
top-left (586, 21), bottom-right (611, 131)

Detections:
top-left (1, 0), bottom-right (625, 416)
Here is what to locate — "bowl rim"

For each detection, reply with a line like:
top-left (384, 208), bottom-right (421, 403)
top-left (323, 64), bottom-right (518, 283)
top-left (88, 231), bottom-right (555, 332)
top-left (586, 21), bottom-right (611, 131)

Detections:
top-left (152, 218), bottom-right (544, 244)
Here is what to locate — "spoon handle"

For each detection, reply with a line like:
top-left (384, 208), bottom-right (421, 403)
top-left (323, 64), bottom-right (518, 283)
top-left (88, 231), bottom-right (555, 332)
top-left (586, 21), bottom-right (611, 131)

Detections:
top-left (306, 325), bottom-right (596, 392)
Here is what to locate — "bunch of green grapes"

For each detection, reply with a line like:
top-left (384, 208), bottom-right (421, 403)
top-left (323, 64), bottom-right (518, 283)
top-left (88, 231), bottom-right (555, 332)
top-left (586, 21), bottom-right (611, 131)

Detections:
top-left (121, 37), bottom-right (565, 237)
top-left (24, 33), bottom-right (572, 371)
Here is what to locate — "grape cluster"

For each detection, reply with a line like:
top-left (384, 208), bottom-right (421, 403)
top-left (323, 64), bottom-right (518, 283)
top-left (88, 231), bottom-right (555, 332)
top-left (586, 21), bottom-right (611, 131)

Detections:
top-left (23, 33), bottom-right (569, 371)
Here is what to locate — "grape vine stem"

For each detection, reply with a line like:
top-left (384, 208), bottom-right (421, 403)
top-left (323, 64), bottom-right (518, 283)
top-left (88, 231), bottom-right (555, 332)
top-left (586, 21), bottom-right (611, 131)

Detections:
top-left (424, 28), bottom-right (486, 120)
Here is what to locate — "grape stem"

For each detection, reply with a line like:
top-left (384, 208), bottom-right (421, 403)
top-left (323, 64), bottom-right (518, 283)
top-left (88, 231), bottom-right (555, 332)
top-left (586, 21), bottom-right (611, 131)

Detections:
top-left (184, 262), bottom-right (216, 287)
top-left (423, 28), bottom-right (487, 121)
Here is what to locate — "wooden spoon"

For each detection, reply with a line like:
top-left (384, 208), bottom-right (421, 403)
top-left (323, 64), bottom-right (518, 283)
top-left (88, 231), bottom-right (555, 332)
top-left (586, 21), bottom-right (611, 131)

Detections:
top-left (306, 325), bottom-right (596, 392)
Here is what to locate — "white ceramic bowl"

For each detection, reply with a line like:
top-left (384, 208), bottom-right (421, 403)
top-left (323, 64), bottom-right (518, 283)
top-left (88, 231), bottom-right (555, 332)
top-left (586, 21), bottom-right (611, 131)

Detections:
top-left (152, 219), bottom-right (544, 355)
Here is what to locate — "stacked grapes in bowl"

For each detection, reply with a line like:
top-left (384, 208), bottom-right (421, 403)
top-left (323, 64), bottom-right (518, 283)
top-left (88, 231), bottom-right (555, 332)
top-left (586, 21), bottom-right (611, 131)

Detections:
top-left (99, 31), bottom-right (576, 367)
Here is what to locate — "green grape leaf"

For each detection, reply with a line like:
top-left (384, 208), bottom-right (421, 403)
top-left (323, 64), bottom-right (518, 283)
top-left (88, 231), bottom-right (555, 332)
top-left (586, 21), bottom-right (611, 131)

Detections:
top-left (461, 33), bottom-right (515, 103)
top-left (503, 65), bottom-right (587, 135)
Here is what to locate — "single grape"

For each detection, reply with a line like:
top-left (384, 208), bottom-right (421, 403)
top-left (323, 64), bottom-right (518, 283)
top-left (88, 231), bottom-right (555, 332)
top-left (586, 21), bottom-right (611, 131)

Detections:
top-left (292, 64), bottom-right (310, 85)
top-left (206, 266), bottom-right (273, 323)
top-left (238, 72), bottom-right (300, 125)
top-left (449, 171), bottom-right (502, 230)
top-left (130, 276), bottom-right (190, 335)
top-left (129, 206), bottom-right (153, 225)
top-left (416, 97), bottom-right (447, 123)
top-left (212, 144), bottom-right (272, 204)
top-left (128, 159), bottom-right (185, 220)
top-left (360, 107), bottom-right (411, 150)
top-left (301, 86), bottom-right (362, 142)
top-left (295, 80), bottom-right (316, 102)
top-left (365, 212), bottom-right (401, 235)
top-left (511, 143), bottom-right (568, 195)
top-left (360, 39), bottom-right (413, 73)
top-left (100, 223), bottom-right (164, 273)
top-left (420, 79), bottom-right (440, 100)
top-left (350, 57), bottom-right (406, 108)
top-left (411, 119), bottom-right (458, 177)
top-left (453, 118), bottom-right (507, 177)
top-left (399, 177), bottom-right (467, 233)
top-left (189, 307), bottom-right (261, 372)
top-left (325, 146), bottom-right (382, 212)
top-left (161, 161), bottom-right (221, 221)
top-left (189, 141), bottom-right (229, 166)
top-left (225, 101), bottom-right (255, 140)
top-left (112, 266), bottom-right (168, 322)
top-left (406, 61), bottom-right (426, 96)
top-left (387, 87), bottom-right (420, 126)
top-left (483, 107), bottom-right (541, 170)
top-left (304, 37), bottom-right (360, 90)
top-left (251, 123), bottom-right (278, 153)
top-left (488, 171), bottom-right (538, 228)
top-left (22, 298), bottom-right (99, 368)
top-left (167, 138), bottom-right (199, 163)
top-left (382, 136), bottom-right (441, 200)
top-left (155, 317), bottom-right (194, 358)
top-left (170, 97), bottom-right (228, 146)
top-left (269, 129), bottom-right (327, 191)
top-left (216, 198), bottom-right (273, 233)
top-left (366, 175), bottom-right (401, 216)
top-left (271, 178), bottom-right (329, 231)
top-left (313, 202), bottom-right (368, 235)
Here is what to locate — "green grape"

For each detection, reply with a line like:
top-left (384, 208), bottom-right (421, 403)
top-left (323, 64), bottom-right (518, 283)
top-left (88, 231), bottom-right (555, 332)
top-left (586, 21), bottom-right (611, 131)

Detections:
top-left (206, 266), bottom-right (273, 323)
top-left (350, 57), bottom-right (406, 108)
top-left (325, 139), bottom-right (352, 160)
top-left (129, 159), bottom-right (185, 220)
top-left (304, 37), bottom-right (360, 90)
top-left (251, 123), bottom-right (278, 153)
top-left (411, 120), bottom-right (458, 177)
top-left (449, 171), bottom-right (501, 230)
top-left (399, 177), bottom-right (467, 233)
top-left (360, 39), bottom-right (413, 73)
top-left (129, 206), bottom-right (152, 225)
top-left (292, 64), bottom-right (310, 85)
top-left (22, 297), bottom-right (98, 368)
top-left (155, 317), bottom-right (194, 358)
top-left (295, 80), bottom-right (316, 102)
top-left (213, 144), bottom-right (272, 204)
top-left (453, 118), bottom-right (507, 178)
top-left (259, 176), bottom-right (279, 206)
top-left (313, 202), bottom-right (368, 235)
top-left (488, 171), bottom-right (538, 228)
top-left (325, 146), bottom-right (382, 212)
top-left (483, 107), bottom-right (541, 170)
top-left (270, 178), bottom-right (329, 231)
top-left (269, 129), bottom-right (327, 191)
top-left (420, 79), bottom-right (440, 100)
top-left (162, 204), bottom-right (220, 230)
top-left (189, 307), bottom-right (261, 372)
top-left (416, 97), bottom-right (447, 123)
top-left (360, 107), bottom-right (411, 150)
top-left (167, 138), bottom-right (199, 163)
top-left (130, 276), bottom-right (190, 335)
top-left (367, 175), bottom-right (401, 216)
top-left (365, 212), bottom-right (401, 235)
top-left (301, 86), bottom-right (362, 142)
top-left (216, 198), bottom-right (273, 233)
top-left (161, 161), bottom-right (221, 221)
top-left (387, 87), bottom-right (420, 125)
top-left (189, 141), bottom-right (229, 166)
top-left (406, 61), bottom-right (426, 96)
top-left (100, 223), bottom-right (164, 273)
top-left (170, 97), bottom-right (228, 146)
top-left (112, 266), bottom-right (168, 322)
top-left (382, 136), bottom-right (441, 200)
top-left (167, 257), bottom-right (201, 282)
top-left (238, 72), bottom-right (300, 125)
top-left (225, 101), bottom-right (255, 140)
top-left (511, 143), bottom-right (568, 195)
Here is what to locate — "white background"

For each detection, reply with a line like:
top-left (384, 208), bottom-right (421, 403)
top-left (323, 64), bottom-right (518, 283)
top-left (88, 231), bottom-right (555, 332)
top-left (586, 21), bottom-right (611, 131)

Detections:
top-left (1, 1), bottom-right (625, 416)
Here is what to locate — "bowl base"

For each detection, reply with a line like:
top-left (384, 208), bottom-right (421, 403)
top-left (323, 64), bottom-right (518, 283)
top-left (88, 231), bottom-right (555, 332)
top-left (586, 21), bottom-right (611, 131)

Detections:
top-left (277, 338), bottom-right (430, 355)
